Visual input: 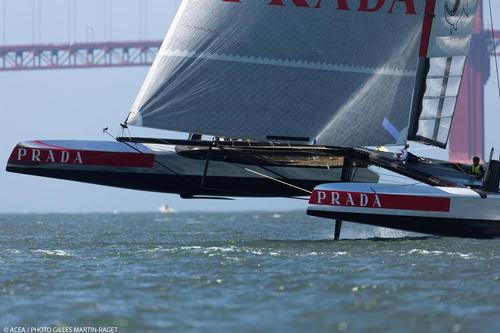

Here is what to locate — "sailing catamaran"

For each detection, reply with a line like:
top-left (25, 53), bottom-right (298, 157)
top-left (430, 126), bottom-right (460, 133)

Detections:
top-left (6, 0), bottom-right (500, 238)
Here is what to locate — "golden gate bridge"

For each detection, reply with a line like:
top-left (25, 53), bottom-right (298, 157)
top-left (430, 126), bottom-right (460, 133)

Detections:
top-left (0, 0), bottom-right (172, 70)
top-left (0, 0), bottom-right (498, 162)
top-left (0, 40), bottom-right (161, 70)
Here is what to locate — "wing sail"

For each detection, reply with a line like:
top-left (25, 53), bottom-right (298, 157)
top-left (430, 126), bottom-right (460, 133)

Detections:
top-left (408, 0), bottom-right (479, 148)
top-left (128, 0), bottom-right (427, 146)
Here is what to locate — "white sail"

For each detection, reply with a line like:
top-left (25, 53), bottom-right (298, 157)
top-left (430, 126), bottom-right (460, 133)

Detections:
top-left (128, 0), bottom-right (429, 146)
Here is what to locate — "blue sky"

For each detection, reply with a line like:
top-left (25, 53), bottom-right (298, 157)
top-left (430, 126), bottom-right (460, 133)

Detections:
top-left (1, 0), bottom-right (500, 213)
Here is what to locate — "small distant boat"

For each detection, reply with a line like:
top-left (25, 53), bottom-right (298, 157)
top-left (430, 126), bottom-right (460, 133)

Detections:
top-left (158, 204), bottom-right (174, 214)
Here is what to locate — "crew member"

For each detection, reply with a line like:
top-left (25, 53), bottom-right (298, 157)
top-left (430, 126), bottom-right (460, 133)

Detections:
top-left (394, 144), bottom-right (409, 163)
top-left (471, 156), bottom-right (485, 178)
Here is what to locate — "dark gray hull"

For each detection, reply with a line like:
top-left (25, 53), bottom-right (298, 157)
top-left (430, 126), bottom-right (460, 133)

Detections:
top-left (6, 139), bottom-right (378, 198)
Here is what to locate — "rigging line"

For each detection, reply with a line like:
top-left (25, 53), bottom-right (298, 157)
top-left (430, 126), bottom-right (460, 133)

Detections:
top-left (31, 0), bottom-right (35, 44)
top-left (109, 0), bottom-right (113, 40)
top-left (215, 143), bottom-right (345, 180)
top-left (173, 140), bottom-right (321, 195)
top-left (104, 130), bottom-right (207, 191)
top-left (144, 0), bottom-right (148, 39)
top-left (139, 0), bottom-right (142, 40)
top-left (206, 143), bottom-right (352, 195)
top-left (37, 0), bottom-right (40, 42)
top-left (2, 0), bottom-right (5, 45)
top-left (202, 142), bottom-right (316, 195)
top-left (243, 168), bottom-right (312, 195)
top-left (108, 131), bottom-right (302, 198)
top-left (103, 0), bottom-right (107, 40)
top-left (121, 136), bottom-right (343, 196)
top-left (67, 0), bottom-right (71, 43)
top-left (188, 142), bottom-right (355, 193)
top-left (453, 162), bottom-right (470, 175)
top-left (73, 0), bottom-right (77, 43)
top-left (488, 0), bottom-right (500, 103)
top-left (216, 144), bottom-right (353, 193)
top-left (351, 167), bottom-right (359, 181)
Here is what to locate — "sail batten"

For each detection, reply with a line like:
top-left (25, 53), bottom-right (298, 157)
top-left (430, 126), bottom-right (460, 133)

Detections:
top-left (156, 49), bottom-right (417, 77)
top-left (128, 0), bottom-right (431, 146)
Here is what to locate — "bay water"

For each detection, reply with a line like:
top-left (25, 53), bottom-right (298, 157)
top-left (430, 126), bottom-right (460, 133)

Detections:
top-left (1, 212), bottom-right (499, 332)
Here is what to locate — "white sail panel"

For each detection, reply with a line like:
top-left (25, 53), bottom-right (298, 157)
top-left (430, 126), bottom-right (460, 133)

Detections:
top-left (427, 0), bottom-right (478, 57)
top-left (128, 0), bottom-right (427, 146)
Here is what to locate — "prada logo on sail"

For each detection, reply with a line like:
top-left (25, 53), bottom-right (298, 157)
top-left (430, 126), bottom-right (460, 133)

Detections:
top-left (223, 0), bottom-right (417, 14)
top-left (15, 148), bottom-right (83, 164)
top-left (312, 190), bottom-right (383, 208)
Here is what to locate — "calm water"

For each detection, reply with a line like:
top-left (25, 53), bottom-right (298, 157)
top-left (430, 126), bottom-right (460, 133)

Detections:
top-left (0, 212), bottom-right (499, 333)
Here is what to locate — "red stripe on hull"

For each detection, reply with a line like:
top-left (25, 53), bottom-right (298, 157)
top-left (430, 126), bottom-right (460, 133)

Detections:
top-left (309, 190), bottom-right (450, 212)
top-left (8, 147), bottom-right (155, 168)
top-left (32, 140), bottom-right (69, 150)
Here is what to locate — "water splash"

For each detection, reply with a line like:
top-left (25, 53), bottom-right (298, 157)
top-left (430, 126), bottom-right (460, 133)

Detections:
top-left (32, 249), bottom-right (73, 257)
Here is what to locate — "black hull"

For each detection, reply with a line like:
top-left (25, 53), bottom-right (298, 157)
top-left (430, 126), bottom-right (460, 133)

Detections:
top-left (307, 210), bottom-right (500, 239)
top-left (7, 166), bottom-right (323, 197)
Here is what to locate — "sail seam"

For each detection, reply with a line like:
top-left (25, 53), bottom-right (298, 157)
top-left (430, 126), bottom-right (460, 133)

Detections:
top-left (160, 49), bottom-right (416, 77)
